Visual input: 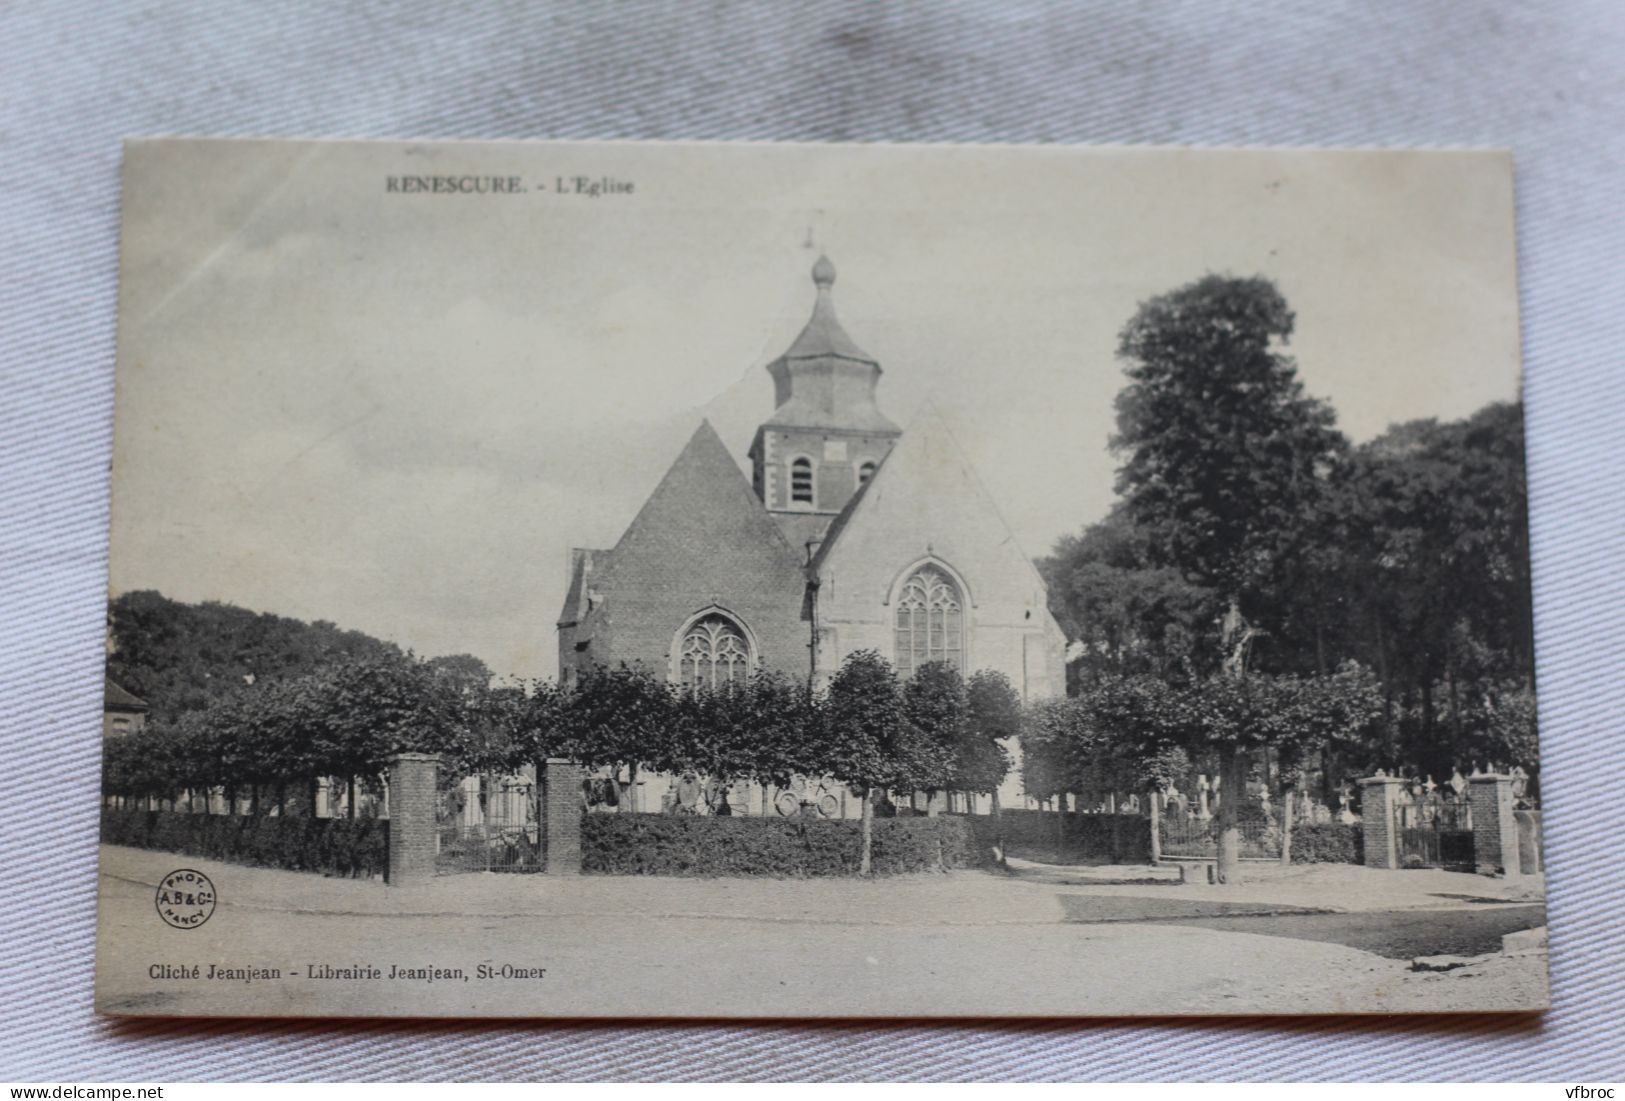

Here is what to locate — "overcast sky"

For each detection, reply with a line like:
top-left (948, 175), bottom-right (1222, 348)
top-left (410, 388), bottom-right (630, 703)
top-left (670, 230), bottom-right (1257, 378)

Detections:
top-left (110, 139), bottom-right (1521, 680)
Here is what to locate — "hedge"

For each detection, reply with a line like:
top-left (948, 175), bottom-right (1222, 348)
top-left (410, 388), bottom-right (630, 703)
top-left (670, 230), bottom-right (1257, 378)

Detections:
top-left (972, 810), bottom-right (1152, 865)
top-left (1286, 820), bottom-right (1363, 864)
top-left (101, 807), bottom-right (389, 880)
top-left (581, 812), bottom-right (993, 877)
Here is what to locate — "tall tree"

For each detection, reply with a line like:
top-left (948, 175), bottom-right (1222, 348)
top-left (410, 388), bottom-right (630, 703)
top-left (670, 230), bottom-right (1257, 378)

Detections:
top-left (1113, 275), bottom-right (1346, 634)
top-left (1112, 274), bottom-right (1346, 881)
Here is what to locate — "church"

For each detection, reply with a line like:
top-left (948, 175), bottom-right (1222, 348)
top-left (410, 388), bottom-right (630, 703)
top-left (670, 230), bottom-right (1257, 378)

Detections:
top-left (557, 255), bottom-right (1067, 813)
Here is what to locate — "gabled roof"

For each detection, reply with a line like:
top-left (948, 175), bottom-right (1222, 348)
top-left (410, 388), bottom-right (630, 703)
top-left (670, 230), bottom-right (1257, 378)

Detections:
top-left (810, 450), bottom-right (886, 572)
top-left (104, 677), bottom-right (148, 712)
top-left (809, 404), bottom-right (1051, 597)
top-left (604, 419), bottom-right (804, 579)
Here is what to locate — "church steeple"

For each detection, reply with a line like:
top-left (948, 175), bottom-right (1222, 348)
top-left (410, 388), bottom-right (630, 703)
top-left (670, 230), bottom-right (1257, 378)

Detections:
top-left (760, 256), bottom-right (898, 433)
top-left (749, 256), bottom-right (903, 546)
top-left (781, 255), bottom-right (874, 364)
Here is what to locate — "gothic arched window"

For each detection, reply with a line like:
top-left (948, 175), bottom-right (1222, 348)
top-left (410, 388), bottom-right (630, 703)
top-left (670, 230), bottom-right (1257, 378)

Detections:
top-left (858, 460), bottom-right (877, 487)
top-left (894, 564), bottom-right (964, 679)
top-left (790, 457), bottom-right (814, 505)
top-left (678, 614), bottom-right (753, 691)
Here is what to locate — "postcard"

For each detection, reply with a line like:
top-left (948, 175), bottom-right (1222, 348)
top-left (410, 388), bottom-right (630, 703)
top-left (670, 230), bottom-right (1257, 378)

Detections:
top-left (97, 138), bottom-right (1544, 1016)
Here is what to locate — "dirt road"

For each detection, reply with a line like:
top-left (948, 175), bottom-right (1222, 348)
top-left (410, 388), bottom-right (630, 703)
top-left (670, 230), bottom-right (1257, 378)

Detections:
top-left (95, 848), bottom-right (1548, 1018)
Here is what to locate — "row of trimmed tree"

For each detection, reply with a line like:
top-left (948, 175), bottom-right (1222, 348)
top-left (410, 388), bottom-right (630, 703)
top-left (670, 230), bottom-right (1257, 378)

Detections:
top-left (1024, 662), bottom-right (1392, 868)
top-left (102, 649), bottom-right (1025, 875)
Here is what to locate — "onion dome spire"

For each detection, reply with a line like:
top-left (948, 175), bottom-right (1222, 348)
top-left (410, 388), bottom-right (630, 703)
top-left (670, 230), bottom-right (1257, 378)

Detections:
top-left (783, 254), bottom-right (874, 363)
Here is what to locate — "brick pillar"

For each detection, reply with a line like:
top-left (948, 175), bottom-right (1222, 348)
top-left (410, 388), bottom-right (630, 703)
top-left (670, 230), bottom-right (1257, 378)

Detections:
top-left (543, 758), bottom-right (585, 875)
top-left (1358, 775), bottom-right (1403, 869)
top-left (1469, 773), bottom-right (1523, 876)
top-left (387, 752), bottom-right (440, 887)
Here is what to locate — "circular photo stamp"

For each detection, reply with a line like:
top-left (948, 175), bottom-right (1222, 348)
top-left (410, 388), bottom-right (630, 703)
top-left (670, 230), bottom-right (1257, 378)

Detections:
top-left (155, 868), bottom-right (216, 929)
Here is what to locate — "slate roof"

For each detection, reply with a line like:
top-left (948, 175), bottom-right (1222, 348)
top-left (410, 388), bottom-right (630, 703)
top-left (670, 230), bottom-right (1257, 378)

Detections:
top-left (565, 420), bottom-right (811, 655)
top-left (760, 256), bottom-right (902, 435)
top-left (607, 420), bottom-right (802, 568)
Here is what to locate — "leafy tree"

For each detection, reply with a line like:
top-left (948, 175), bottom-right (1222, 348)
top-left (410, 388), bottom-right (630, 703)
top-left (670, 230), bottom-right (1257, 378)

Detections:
top-left (1019, 696), bottom-right (1083, 811)
top-left (1271, 663), bottom-right (1384, 863)
top-left (1328, 403), bottom-right (1535, 775)
top-left (1041, 507), bottom-right (1218, 686)
top-left (1112, 274), bottom-right (1347, 628)
top-left (558, 664), bottom-right (674, 813)
top-left (822, 651), bottom-right (909, 876)
top-left (1109, 274), bottom-right (1348, 881)
top-left (900, 662), bottom-right (966, 814)
top-left (665, 681), bottom-right (756, 792)
top-left (739, 669), bottom-right (821, 812)
top-left (1169, 674), bottom-right (1292, 881)
top-left (106, 590), bottom-right (403, 725)
top-left (960, 670), bottom-right (1019, 810)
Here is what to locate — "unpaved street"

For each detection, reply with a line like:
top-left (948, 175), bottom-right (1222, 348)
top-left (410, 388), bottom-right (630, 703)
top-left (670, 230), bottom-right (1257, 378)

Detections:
top-left (95, 846), bottom-right (1547, 1018)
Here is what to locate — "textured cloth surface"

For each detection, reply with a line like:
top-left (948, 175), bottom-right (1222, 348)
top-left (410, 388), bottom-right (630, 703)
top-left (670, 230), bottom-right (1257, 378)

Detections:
top-left (2, 0), bottom-right (1622, 1082)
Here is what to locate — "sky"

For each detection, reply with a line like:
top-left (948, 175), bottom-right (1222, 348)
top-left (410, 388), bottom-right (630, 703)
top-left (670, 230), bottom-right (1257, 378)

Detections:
top-left (110, 139), bottom-right (1522, 680)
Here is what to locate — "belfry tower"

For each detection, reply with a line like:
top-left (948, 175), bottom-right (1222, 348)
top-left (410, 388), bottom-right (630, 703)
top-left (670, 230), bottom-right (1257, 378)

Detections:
top-left (748, 256), bottom-right (902, 551)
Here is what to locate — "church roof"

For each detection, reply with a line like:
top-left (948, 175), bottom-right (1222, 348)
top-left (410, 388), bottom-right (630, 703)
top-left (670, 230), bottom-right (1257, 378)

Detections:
top-left (809, 404), bottom-right (1052, 599)
top-left (809, 452), bottom-right (886, 572)
top-left (104, 677), bottom-right (148, 712)
top-left (760, 256), bottom-right (901, 436)
top-left (598, 418), bottom-right (804, 591)
top-left (781, 255), bottom-right (876, 364)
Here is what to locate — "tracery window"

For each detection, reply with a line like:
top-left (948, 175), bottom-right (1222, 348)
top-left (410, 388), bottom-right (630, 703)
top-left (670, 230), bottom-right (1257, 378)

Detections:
top-left (678, 614), bottom-right (753, 691)
top-left (790, 457), bottom-right (814, 505)
top-left (858, 461), bottom-right (877, 487)
top-left (894, 564), bottom-right (964, 679)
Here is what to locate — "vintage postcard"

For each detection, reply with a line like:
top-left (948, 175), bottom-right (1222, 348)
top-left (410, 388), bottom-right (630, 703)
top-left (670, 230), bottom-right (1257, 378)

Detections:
top-left (97, 138), bottom-right (1545, 1017)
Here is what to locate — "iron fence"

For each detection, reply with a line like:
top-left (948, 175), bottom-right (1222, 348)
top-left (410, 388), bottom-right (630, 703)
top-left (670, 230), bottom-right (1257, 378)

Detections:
top-left (436, 776), bottom-right (543, 874)
top-left (1158, 814), bottom-right (1281, 860)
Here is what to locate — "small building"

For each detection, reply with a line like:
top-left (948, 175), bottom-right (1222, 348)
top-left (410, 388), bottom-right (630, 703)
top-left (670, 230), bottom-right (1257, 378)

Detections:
top-left (103, 677), bottom-right (149, 738)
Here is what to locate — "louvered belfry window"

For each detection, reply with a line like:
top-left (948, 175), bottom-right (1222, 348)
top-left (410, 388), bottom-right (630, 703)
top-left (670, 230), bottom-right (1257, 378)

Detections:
top-left (790, 457), bottom-right (814, 504)
top-left (679, 615), bottom-right (752, 691)
top-left (894, 565), bottom-right (964, 679)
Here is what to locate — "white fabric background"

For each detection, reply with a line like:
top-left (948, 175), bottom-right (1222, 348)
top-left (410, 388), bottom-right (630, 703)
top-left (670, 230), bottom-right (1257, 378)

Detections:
top-left (3, 0), bottom-right (1622, 1082)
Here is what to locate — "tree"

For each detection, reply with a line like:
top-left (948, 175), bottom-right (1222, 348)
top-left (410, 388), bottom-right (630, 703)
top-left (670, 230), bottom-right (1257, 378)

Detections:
top-left (960, 670), bottom-right (1019, 810)
top-left (106, 590), bottom-right (403, 725)
top-left (1327, 404), bottom-right (1535, 776)
top-left (1019, 696), bottom-right (1082, 812)
top-left (1041, 507), bottom-right (1218, 686)
top-left (823, 651), bottom-right (909, 876)
top-left (291, 653), bottom-right (462, 817)
top-left (1112, 274), bottom-right (1346, 882)
top-left (739, 669), bottom-right (821, 814)
top-left (557, 664), bottom-right (674, 813)
top-left (1113, 275), bottom-right (1346, 621)
top-left (1271, 663), bottom-right (1384, 863)
top-left (1169, 674), bottom-right (1287, 881)
top-left (900, 662), bottom-right (966, 815)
